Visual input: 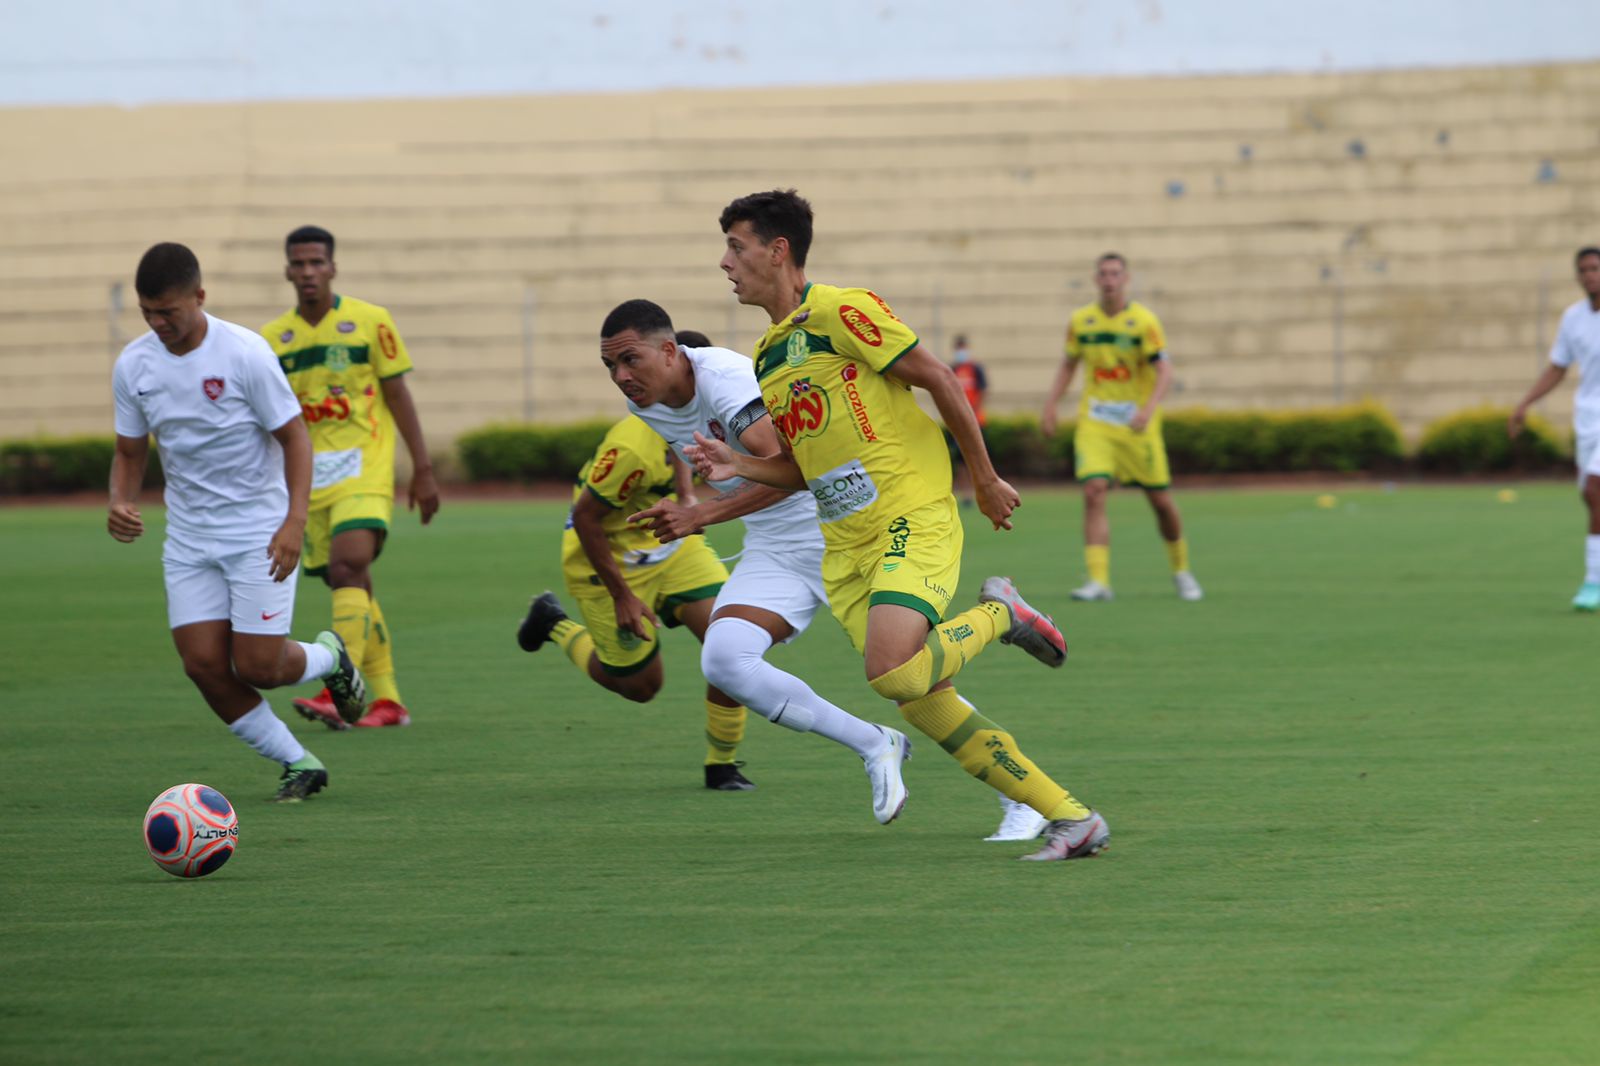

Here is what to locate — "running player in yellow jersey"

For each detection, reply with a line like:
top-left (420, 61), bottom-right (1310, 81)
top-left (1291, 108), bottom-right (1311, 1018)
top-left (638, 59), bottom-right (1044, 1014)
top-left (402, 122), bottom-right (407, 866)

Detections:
top-left (1041, 253), bottom-right (1202, 603)
top-left (262, 226), bottom-right (440, 729)
top-left (517, 401), bottom-right (758, 790)
top-left (693, 188), bottom-right (1108, 860)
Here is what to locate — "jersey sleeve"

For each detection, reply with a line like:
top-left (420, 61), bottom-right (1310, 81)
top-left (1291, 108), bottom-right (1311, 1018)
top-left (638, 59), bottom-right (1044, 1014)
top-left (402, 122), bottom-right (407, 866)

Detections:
top-left (1065, 319), bottom-right (1082, 359)
top-left (242, 338), bottom-right (306, 431)
top-left (1141, 310), bottom-right (1168, 360)
top-left (830, 289), bottom-right (920, 374)
top-left (704, 355), bottom-right (771, 445)
top-left (111, 353), bottom-right (148, 438)
top-left (1551, 310), bottom-right (1575, 367)
top-left (371, 308), bottom-right (414, 379)
top-left (584, 441), bottom-right (653, 510)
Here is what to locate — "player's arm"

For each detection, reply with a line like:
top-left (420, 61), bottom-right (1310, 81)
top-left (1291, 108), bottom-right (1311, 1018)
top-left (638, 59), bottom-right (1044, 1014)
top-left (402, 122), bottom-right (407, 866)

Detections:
top-left (570, 488), bottom-right (657, 638)
top-left (685, 431), bottom-right (807, 491)
top-left (1041, 325), bottom-right (1080, 438)
top-left (631, 415), bottom-right (796, 542)
top-left (669, 453), bottom-right (698, 507)
top-left (1509, 364), bottom-right (1568, 438)
top-left (266, 417), bottom-right (313, 582)
top-left (107, 434), bottom-right (150, 542)
top-left (1130, 357), bottom-right (1172, 433)
top-left (887, 344), bottom-right (1019, 531)
top-left (379, 374), bottom-right (440, 524)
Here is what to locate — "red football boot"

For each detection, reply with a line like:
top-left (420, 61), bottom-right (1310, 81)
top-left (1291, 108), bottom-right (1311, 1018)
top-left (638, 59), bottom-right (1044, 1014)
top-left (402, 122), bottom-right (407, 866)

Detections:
top-left (355, 699), bottom-right (411, 728)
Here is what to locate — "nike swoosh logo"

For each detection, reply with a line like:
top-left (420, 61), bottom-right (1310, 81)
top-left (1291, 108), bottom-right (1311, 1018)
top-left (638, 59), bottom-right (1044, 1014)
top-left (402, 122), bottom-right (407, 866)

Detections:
top-left (137, 390), bottom-right (151, 396)
top-left (261, 609), bottom-right (286, 620)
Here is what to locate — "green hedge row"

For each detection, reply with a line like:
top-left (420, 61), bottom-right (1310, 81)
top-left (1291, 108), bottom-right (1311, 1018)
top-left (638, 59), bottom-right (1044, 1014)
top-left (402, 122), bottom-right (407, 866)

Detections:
top-left (1, 437), bottom-right (163, 495)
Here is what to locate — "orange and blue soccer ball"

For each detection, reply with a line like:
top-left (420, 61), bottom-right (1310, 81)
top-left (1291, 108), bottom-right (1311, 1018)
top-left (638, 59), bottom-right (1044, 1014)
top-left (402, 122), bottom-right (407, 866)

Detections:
top-left (143, 783), bottom-right (238, 878)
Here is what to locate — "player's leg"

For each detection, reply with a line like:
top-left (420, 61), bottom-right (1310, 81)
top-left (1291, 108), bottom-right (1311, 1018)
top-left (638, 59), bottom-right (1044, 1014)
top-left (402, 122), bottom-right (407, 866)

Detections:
top-left (1073, 424), bottom-right (1115, 600)
top-left (290, 503), bottom-right (341, 723)
top-left (1135, 429), bottom-right (1200, 601)
top-left (520, 581), bottom-right (668, 703)
top-left (674, 597), bottom-right (754, 790)
top-left (353, 595), bottom-right (409, 726)
top-left (1574, 438), bottom-right (1600, 611)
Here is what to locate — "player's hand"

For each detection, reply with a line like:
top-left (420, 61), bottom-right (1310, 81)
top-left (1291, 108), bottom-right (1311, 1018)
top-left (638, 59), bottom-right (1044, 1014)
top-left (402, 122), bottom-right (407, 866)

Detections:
top-left (266, 517), bottom-right (305, 582)
top-left (1129, 408), bottom-right (1152, 433)
top-left (684, 432), bottom-right (738, 482)
top-left (409, 467), bottom-right (441, 525)
top-left (975, 475), bottom-right (1020, 532)
top-left (613, 590), bottom-right (659, 641)
top-left (628, 498), bottom-right (703, 544)
top-left (1040, 409), bottom-right (1058, 439)
top-left (107, 503), bottom-right (144, 542)
top-left (1507, 408), bottom-right (1526, 440)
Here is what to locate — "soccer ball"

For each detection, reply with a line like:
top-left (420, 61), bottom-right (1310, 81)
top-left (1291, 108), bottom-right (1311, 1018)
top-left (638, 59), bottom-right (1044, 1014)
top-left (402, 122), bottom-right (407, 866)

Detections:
top-left (143, 783), bottom-right (238, 878)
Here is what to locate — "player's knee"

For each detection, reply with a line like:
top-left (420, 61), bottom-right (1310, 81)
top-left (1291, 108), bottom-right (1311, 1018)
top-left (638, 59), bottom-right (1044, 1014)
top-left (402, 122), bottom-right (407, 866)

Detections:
top-left (181, 654), bottom-right (231, 690)
top-left (325, 558), bottom-right (368, 588)
top-left (612, 675), bottom-right (661, 703)
top-left (231, 651), bottom-right (284, 690)
top-left (1083, 479), bottom-right (1109, 502)
top-left (700, 619), bottom-right (770, 706)
top-left (867, 662), bottom-right (926, 704)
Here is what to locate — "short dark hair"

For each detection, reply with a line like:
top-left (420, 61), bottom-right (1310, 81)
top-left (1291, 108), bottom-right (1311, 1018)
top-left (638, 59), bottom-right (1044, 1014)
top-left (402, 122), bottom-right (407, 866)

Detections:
top-left (675, 330), bottom-right (712, 348)
top-left (601, 299), bottom-right (675, 339)
top-left (1097, 252), bottom-right (1128, 269)
top-left (286, 225), bottom-right (335, 258)
top-left (1577, 247), bottom-right (1600, 266)
top-left (719, 189), bottom-right (814, 268)
top-left (135, 242), bottom-right (202, 298)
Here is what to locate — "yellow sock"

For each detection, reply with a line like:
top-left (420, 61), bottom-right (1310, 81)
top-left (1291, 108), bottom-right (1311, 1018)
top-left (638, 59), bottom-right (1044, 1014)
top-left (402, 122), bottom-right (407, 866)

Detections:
top-left (551, 619), bottom-right (594, 671)
top-left (363, 596), bottom-right (402, 704)
top-left (867, 602), bottom-right (1010, 702)
top-left (704, 700), bottom-right (747, 765)
top-left (899, 687), bottom-right (1091, 820)
top-left (1085, 545), bottom-right (1110, 586)
top-left (331, 587), bottom-right (371, 668)
top-left (1165, 537), bottom-right (1189, 573)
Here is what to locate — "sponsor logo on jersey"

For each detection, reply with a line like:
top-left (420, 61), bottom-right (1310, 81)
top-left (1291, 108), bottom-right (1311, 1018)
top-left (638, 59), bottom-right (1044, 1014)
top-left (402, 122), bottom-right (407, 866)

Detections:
top-left (618, 469), bottom-right (644, 501)
top-left (337, 320), bottom-right (356, 333)
top-left (590, 448), bottom-right (619, 483)
top-left (865, 291), bottom-right (901, 322)
top-left (791, 309), bottom-right (810, 324)
top-left (302, 393), bottom-right (352, 424)
top-left (839, 364), bottom-right (878, 442)
top-left (1092, 364), bottom-right (1133, 384)
top-left (328, 384), bottom-right (345, 396)
top-left (377, 323), bottom-right (399, 360)
top-left (839, 305), bottom-right (883, 347)
top-left (1126, 319), bottom-right (1137, 328)
top-left (325, 345), bottom-right (352, 372)
top-left (279, 330), bottom-right (294, 343)
top-left (202, 377), bottom-right (225, 401)
top-left (882, 515), bottom-right (910, 560)
top-left (707, 419), bottom-right (726, 442)
top-left (770, 379), bottom-right (831, 444)
top-left (785, 330), bottom-right (811, 368)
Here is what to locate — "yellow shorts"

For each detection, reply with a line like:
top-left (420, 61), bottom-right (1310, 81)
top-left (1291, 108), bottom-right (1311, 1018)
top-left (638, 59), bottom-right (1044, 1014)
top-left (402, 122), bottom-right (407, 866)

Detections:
top-left (1074, 418), bottom-right (1171, 489)
top-left (823, 496), bottom-right (963, 656)
top-left (303, 493), bottom-right (393, 578)
top-left (563, 535), bottom-right (728, 676)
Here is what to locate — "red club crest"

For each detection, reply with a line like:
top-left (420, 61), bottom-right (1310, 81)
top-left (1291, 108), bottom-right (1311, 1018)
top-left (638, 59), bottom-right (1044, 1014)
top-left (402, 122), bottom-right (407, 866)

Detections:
top-left (203, 378), bottom-right (225, 401)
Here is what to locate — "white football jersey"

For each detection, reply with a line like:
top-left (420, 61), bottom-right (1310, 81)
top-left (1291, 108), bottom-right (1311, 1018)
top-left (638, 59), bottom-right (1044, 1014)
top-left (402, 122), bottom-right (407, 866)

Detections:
top-left (1552, 299), bottom-right (1600, 438)
top-left (630, 345), bottom-right (821, 549)
top-left (113, 313), bottom-right (305, 545)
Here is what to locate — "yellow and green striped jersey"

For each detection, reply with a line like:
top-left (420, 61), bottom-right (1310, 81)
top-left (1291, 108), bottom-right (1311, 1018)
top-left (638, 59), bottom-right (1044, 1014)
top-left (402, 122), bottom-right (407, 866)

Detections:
top-left (1067, 300), bottom-right (1167, 425)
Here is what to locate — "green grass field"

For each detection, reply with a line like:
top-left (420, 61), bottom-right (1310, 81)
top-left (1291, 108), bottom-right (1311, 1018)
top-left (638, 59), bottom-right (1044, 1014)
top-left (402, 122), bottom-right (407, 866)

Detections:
top-left (3, 484), bottom-right (1597, 1065)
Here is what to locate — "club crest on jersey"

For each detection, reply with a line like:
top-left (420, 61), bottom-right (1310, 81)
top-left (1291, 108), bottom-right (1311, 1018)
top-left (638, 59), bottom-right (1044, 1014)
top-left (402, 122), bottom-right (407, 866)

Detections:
top-left (591, 448), bottom-right (619, 483)
top-left (337, 320), bottom-right (357, 333)
top-left (325, 345), bottom-right (352, 372)
top-left (279, 330), bottom-right (294, 343)
top-left (771, 379), bottom-right (831, 444)
top-left (202, 377), bottom-right (225, 401)
top-left (785, 330), bottom-right (812, 368)
top-left (707, 419), bottom-right (726, 442)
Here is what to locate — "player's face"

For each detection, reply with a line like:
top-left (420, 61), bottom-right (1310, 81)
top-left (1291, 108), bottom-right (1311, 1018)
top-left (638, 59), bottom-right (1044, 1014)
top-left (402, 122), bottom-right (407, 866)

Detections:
top-left (721, 221), bottom-right (779, 307)
top-left (1578, 254), bottom-right (1600, 299)
top-left (1095, 259), bottom-right (1128, 302)
top-left (138, 286), bottom-right (206, 351)
top-left (600, 329), bottom-right (678, 406)
top-left (285, 242), bottom-right (336, 306)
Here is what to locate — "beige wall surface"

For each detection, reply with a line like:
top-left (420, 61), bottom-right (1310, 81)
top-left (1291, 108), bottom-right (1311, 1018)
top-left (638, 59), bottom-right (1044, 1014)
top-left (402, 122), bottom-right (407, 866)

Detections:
top-left (2, 61), bottom-right (1596, 455)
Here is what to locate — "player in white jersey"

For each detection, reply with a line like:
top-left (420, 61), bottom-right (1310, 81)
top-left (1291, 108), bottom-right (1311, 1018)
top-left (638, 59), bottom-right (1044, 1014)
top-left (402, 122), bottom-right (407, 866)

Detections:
top-left (575, 299), bottom-right (911, 823)
top-left (1510, 247), bottom-right (1600, 610)
top-left (108, 243), bottom-right (368, 801)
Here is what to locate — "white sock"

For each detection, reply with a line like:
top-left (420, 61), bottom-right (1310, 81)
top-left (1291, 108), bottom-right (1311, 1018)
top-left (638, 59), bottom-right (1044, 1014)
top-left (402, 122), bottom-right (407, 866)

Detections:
top-left (227, 700), bottom-right (307, 765)
top-left (295, 640), bottom-right (336, 684)
top-left (702, 617), bottom-right (885, 757)
top-left (1585, 535), bottom-right (1600, 585)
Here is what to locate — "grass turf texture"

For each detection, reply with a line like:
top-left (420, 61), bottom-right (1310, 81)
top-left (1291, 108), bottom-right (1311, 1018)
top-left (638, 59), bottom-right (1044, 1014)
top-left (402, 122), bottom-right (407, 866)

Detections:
top-left (2, 485), bottom-right (1597, 1065)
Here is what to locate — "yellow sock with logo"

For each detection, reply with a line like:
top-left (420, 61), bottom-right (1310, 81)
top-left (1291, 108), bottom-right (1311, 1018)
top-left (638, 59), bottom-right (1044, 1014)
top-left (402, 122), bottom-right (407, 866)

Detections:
top-left (866, 602), bottom-right (1010, 703)
top-left (363, 596), bottom-right (402, 704)
top-left (1165, 537), bottom-right (1190, 574)
top-left (331, 587), bottom-right (371, 668)
top-left (1086, 545), bottom-right (1111, 587)
top-left (704, 700), bottom-right (747, 765)
top-left (898, 687), bottom-right (1092, 820)
top-left (551, 619), bottom-right (594, 671)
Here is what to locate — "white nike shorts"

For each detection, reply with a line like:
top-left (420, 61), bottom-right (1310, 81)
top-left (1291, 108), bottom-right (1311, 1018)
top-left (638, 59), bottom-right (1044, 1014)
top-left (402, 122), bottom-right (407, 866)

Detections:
top-left (713, 540), bottom-right (827, 644)
top-left (1577, 433), bottom-right (1600, 487)
top-left (163, 536), bottom-right (298, 635)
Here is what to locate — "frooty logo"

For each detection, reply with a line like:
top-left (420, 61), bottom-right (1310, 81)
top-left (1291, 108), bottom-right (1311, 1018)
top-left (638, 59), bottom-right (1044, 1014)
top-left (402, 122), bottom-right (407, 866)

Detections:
top-left (770, 379), bottom-right (831, 444)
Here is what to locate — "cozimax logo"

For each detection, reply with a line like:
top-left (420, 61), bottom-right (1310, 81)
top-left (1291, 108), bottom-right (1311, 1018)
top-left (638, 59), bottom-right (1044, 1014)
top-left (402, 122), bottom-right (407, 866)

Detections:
top-left (839, 305), bottom-right (883, 347)
top-left (839, 364), bottom-right (877, 443)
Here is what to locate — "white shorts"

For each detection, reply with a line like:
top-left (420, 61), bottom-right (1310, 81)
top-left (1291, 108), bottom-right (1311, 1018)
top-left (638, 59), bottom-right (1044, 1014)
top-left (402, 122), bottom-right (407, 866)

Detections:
top-left (163, 536), bottom-right (298, 635)
top-left (1577, 434), bottom-right (1600, 487)
top-left (713, 541), bottom-right (828, 644)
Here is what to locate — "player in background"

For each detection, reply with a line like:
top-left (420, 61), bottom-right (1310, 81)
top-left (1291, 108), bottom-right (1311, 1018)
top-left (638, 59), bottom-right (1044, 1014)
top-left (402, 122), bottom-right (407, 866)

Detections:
top-left (1041, 253), bottom-right (1203, 603)
top-left (263, 226), bottom-right (439, 729)
top-left (1509, 246), bottom-right (1600, 610)
top-left (545, 305), bottom-right (912, 820)
top-left (945, 334), bottom-right (989, 508)
top-left (705, 188), bottom-right (1107, 859)
top-left (109, 243), bottom-right (366, 802)
top-left (517, 398), bottom-right (757, 790)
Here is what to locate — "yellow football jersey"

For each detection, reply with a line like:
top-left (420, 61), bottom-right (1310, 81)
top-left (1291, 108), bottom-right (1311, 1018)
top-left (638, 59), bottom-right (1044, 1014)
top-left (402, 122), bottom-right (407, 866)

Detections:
top-left (753, 283), bottom-right (951, 545)
top-left (262, 295), bottom-right (414, 505)
top-left (1067, 301), bottom-right (1167, 426)
top-left (561, 415), bottom-right (681, 573)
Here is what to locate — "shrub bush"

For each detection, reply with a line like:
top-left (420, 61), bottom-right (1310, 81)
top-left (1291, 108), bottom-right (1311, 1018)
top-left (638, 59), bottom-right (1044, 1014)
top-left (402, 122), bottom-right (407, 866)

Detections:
top-left (456, 420), bottom-right (613, 482)
top-left (0, 436), bottom-right (163, 494)
top-left (1417, 407), bottom-right (1569, 474)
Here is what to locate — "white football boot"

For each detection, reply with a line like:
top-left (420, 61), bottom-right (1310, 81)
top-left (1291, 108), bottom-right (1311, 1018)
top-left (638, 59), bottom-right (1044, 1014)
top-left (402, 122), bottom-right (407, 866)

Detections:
top-left (863, 727), bottom-right (911, 824)
top-left (1173, 571), bottom-right (1204, 601)
top-left (984, 796), bottom-right (1048, 842)
top-left (1020, 811), bottom-right (1111, 861)
top-left (1070, 580), bottom-right (1114, 602)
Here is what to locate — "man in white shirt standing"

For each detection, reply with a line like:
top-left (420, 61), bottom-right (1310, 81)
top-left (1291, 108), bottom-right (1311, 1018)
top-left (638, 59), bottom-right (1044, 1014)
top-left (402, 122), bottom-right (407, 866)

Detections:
top-left (1510, 246), bottom-right (1600, 611)
top-left (108, 243), bottom-right (368, 801)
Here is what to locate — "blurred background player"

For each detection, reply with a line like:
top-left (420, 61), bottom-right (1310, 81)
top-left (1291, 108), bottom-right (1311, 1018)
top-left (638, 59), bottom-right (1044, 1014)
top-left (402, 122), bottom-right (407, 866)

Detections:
top-left (1041, 253), bottom-right (1203, 603)
top-left (109, 242), bottom-right (365, 802)
top-left (710, 188), bottom-right (1107, 859)
top-left (263, 225), bottom-right (440, 729)
top-left (944, 334), bottom-right (988, 507)
top-left (1509, 246), bottom-right (1600, 610)
top-left (517, 403), bottom-right (757, 790)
